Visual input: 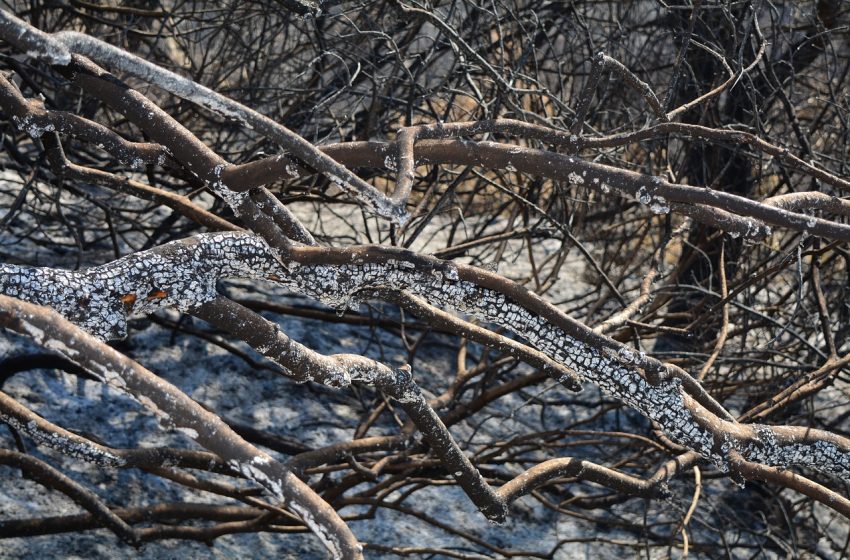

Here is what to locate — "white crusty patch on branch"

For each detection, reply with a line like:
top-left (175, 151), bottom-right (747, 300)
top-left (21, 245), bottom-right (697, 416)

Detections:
top-left (0, 412), bottom-right (125, 467)
top-left (294, 264), bottom-right (719, 449)
top-left (287, 261), bottom-right (850, 480)
top-left (0, 233), bottom-right (287, 339)
top-left (2, 232), bottom-right (850, 483)
top-left (210, 163), bottom-right (251, 212)
top-left (192, 297), bottom-right (508, 521)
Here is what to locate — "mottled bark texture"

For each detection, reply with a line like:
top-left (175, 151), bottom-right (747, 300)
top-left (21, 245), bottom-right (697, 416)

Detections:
top-left (3, 232), bottom-right (849, 486)
top-left (2, 4), bottom-right (850, 556)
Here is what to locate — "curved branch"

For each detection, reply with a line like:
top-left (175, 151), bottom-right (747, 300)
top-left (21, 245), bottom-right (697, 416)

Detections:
top-left (0, 449), bottom-right (139, 545)
top-left (287, 140), bottom-right (824, 240)
top-left (191, 296), bottom-right (509, 522)
top-left (0, 10), bottom-right (403, 223)
top-left (0, 73), bottom-right (170, 166)
top-left (3, 233), bottom-right (849, 490)
top-left (496, 456), bottom-right (659, 505)
top-left (0, 295), bottom-right (362, 560)
top-left (0, 502), bottom-right (270, 540)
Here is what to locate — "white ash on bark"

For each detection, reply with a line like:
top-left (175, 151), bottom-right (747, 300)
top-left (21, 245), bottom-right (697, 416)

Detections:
top-left (3, 231), bottom-right (850, 484)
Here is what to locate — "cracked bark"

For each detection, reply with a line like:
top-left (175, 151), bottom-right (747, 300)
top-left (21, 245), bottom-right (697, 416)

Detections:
top-left (3, 233), bottom-right (849, 493)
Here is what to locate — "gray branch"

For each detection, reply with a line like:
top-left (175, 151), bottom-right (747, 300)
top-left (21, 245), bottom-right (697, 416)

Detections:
top-left (0, 295), bottom-right (362, 559)
top-left (3, 232), bottom-right (849, 487)
top-left (0, 9), bottom-right (406, 224)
